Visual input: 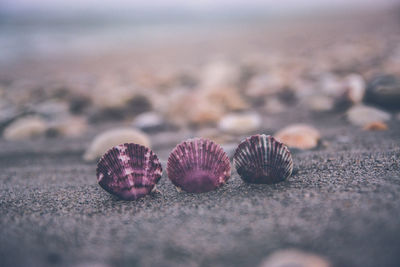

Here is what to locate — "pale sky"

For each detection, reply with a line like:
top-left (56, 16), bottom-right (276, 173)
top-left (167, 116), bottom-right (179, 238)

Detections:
top-left (1, 0), bottom-right (398, 12)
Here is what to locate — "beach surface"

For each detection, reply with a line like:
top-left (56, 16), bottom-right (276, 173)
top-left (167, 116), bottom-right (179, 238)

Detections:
top-left (0, 8), bottom-right (400, 267)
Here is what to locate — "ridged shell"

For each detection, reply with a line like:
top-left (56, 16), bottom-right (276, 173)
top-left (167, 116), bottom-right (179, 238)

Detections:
top-left (233, 134), bottom-right (293, 184)
top-left (96, 143), bottom-right (162, 200)
top-left (167, 138), bottom-right (231, 193)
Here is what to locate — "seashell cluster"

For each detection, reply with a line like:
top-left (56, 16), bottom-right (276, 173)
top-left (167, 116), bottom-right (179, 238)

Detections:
top-left (233, 134), bottom-right (293, 184)
top-left (167, 138), bottom-right (231, 193)
top-left (96, 143), bottom-right (162, 200)
top-left (95, 134), bottom-right (294, 199)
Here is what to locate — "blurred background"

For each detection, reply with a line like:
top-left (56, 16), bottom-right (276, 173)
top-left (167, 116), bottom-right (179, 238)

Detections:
top-left (0, 0), bottom-right (399, 156)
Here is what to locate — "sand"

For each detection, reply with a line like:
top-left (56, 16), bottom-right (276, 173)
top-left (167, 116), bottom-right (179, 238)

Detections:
top-left (0, 111), bottom-right (399, 267)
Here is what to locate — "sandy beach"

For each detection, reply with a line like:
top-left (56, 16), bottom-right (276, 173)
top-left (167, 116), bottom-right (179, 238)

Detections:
top-left (0, 5), bottom-right (400, 267)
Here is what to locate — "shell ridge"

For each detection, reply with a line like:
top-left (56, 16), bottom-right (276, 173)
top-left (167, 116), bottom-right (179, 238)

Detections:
top-left (270, 136), bottom-right (278, 181)
top-left (260, 135), bottom-right (267, 178)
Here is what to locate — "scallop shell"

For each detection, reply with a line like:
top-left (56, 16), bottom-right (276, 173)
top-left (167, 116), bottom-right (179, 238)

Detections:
top-left (96, 143), bottom-right (162, 200)
top-left (233, 134), bottom-right (293, 184)
top-left (167, 138), bottom-right (231, 193)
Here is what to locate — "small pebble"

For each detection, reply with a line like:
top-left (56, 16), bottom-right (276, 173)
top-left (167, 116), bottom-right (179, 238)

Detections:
top-left (305, 95), bottom-right (335, 112)
top-left (218, 112), bottom-right (261, 134)
top-left (264, 98), bottom-right (287, 114)
top-left (0, 105), bottom-right (27, 131)
top-left (34, 100), bottom-right (70, 121)
top-left (53, 116), bottom-right (88, 137)
top-left (343, 73), bottom-right (366, 104)
top-left (132, 112), bottom-right (165, 131)
top-left (198, 128), bottom-right (235, 144)
top-left (164, 90), bottom-right (225, 126)
top-left (319, 73), bottom-right (345, 98)
top-left (346, 105), bottom-right (391, 126)
top-left (201, 60), bottom-right (239, 88)
top-left (3, 116), bottom-right (47, 140)
top-left (274, 124), bottom-right (321, 150)
top-left (336, 135), bottom-right (350, 143)
top-left (83, 128), bottom-right (151, 162)
top-left (245, 73), bottom-right (285, 99)
top-left (203, 87), bottom-right (248, 111)
top-left (189, 103), bottom-right (225, 126)
top-left (259, 249), bottom-right (331, 267)
top-left (363, 121), bottom-right (388, 131)
top-left (366, 74), bottom-right (400, 108)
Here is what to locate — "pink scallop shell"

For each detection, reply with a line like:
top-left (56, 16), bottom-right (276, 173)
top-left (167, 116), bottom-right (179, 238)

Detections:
top-left (167, 138), bottom-right (231, 193)
top-left (96, 143), bottom-right (162, 200)
top-left (233, 134), bottom-right (293, 184)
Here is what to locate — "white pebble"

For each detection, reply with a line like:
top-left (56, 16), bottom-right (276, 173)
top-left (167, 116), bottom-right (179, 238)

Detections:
top-left (83, 128), bottom-right (151, 162)
top-left (132, 112), bottom-right (164, 130)
top-left (3, 116), bottom-right (47, 140)
top-left (347, 105), bottom-right (391, 126)
top-left (218, 113), bottom-right (261, 134)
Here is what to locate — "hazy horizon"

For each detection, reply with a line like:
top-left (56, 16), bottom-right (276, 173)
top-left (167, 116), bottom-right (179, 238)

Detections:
top-left (1, 0), bottom-right (398, 14)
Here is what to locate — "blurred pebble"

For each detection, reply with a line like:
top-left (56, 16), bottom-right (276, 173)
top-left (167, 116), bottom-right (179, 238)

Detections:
top-left (366, 75), bottom-right (400, 108)
top-left (3, 116), bottom-right (48, 140)
top-left (201, 60), bottom-right (240, 88)
top-left (90, 77), bottom-right (135, 109)
top-left (336, 135), bottom-right (350, 144)
top-left (198, 128), bottom-right (235, 144)
top-left (218, 112), bottom-right (261, 134)
top-left (165, 90), bottom-right (226, 126)
top-left (69, 94), bottom-right (91, 114)
top-left (363, 121), bottom-right (388, 131)
top-left (319, 73), bottom-right (345, 98)
top-left (305, 95), bottom-right (335, 112)
top-left (90, 80), bottom-right (151, 116)
top-left (264, 98), bottom-right (286, 114)
top-left (245, 73), bottom-right (284, 99)
top-left (0, 105), bottom-right (28, 131)
top-left (346, 105), bottom-right (391, 126)
top-left (83, 128), bottom-right (150, 162)
top-left (34, 100), bottom-right (70, 121)
top-left (343, 73), bottom-right (365, 104)
top-left (132, 112), bottom-right (165, 131)
top-left (259, 249), bottom-right (331, 267)
top-left (174, 86), bottom-right (248, 125)
top-left (203, 87), bottom-right (248, 111)
top-left (275, 124), bottom-right (321, 150)
top-left (52, 116), bottom-right (88, 137)
top-left (189, 102), bottom-right (225, 126)
top-left (89, 93), bottom-right (151, 122)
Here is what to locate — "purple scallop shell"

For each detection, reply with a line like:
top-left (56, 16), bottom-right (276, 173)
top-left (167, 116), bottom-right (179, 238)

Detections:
top-left (96, 143), bottom-right (162, 200)
top-left (233, 134), bottom-right (293, 184)
top-left (167, 138), bottom-right (231, 193)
